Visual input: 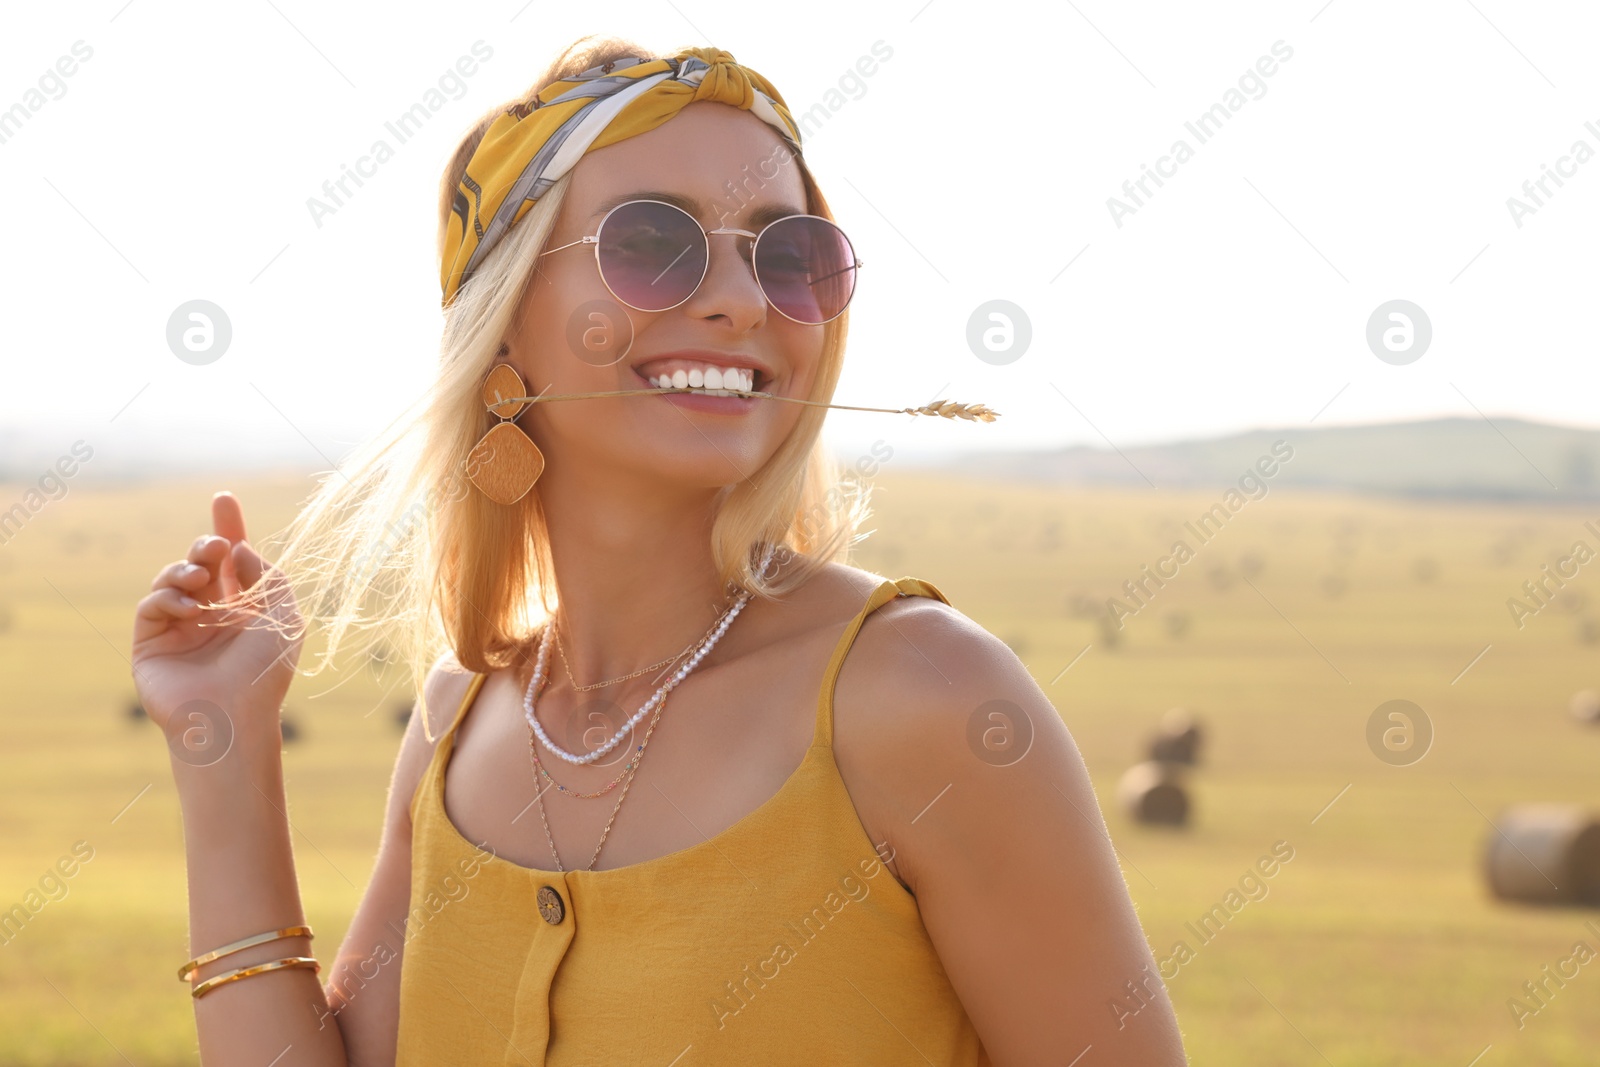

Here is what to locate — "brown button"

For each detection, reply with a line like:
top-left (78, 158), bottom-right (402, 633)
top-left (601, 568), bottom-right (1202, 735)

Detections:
top-left (537, 885), bottom-right (565, 925)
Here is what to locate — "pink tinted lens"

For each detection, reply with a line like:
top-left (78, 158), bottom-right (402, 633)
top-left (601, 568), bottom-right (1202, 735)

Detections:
top-left (754, 216), bottom-right (857, 324)
top-left (596, 201), bottom-right (707, 312)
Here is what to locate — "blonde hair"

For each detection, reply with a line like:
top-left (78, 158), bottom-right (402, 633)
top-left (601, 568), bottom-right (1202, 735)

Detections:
top-left (217, 34), bottom-right (875, 738)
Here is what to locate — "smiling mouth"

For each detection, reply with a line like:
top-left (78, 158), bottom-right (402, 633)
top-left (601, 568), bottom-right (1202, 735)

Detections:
top-left (632, 367), bottom-right (772, 394)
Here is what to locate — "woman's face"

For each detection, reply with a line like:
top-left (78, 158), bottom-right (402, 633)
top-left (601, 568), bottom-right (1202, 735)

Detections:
top-left (506, 101), bottom-right (827, 490)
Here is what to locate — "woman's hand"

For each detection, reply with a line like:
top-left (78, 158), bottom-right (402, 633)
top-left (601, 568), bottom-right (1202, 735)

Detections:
top-left (131, 491), bottom-right (303, 761)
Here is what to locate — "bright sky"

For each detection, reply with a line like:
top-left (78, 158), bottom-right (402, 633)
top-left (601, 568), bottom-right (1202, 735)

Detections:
top-left (3, 0), bottom-right (1597, 474)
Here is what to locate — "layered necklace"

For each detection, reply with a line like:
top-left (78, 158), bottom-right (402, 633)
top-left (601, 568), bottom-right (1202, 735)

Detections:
top-left (524, 543), bottom-right (777, 871)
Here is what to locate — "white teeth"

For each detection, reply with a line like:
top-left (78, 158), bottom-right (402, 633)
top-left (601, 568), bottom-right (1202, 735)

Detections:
top-left (647, 365), bottom-right (757, 392)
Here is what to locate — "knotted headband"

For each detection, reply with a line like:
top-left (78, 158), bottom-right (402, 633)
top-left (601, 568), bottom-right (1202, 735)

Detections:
top-left (439, 46), bottom-right (803, 308)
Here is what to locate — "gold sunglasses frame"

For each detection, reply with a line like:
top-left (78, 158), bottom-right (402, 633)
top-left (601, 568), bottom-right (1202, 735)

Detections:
top-left (539, 198), bottom-right (863, 324)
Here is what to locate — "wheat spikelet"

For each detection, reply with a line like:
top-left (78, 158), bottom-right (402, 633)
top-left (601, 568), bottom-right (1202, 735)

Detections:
top-left (905, 400), bottom-right (1000, 423)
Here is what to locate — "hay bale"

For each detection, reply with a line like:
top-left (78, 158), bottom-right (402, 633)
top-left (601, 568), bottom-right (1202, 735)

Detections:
top-left (280, 714), bottom-right (302, 745)
top-left (126, 700), bottom-right (146, 722)
top-left (1484, 804), bottom-right (1600, 905)
top-left (1118, 761), bottom-right (1190, 827)
top-left (1163, 611), bottom-right (1191, 639)
top-left (1570, 690), bottom-right (1600, 725)
top-left (1148, 707), bottom-right (1203, 765)
top-left (394, 703), bottom-right (413, 732)
top-left (1578, 618), bottom-right (1600, 646)
top-left (1097, 612), bottom-right (1122, 650)
top-left (1065, 592), bottom-right (1099, 619)
top-left (1036, 520), bottom-right (1063, 553)
top-left (1553, 588), bottom-right (1589, 615)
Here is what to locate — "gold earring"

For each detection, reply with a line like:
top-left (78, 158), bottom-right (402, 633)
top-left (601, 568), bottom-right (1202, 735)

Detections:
top-left (466, 362), bottom-right (545, 505)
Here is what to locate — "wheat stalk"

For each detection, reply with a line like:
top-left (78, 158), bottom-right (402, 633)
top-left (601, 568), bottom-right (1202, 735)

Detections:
top-left (494, 387), bottom-right (1000, 422)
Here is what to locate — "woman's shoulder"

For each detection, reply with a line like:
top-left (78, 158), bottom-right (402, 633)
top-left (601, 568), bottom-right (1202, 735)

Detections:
top-left (809, 560), bottom-right (983, 665)
top-left (822, 562), bottom-right (1031, 892)
top-left (739, 557), bottom-right (991, 734)
top-left (392, 651), bottom-right (482, 821)
top-left (797, 561), bottom-right (1014, 752)
top-left (416, 650), bottom-right (483, 741)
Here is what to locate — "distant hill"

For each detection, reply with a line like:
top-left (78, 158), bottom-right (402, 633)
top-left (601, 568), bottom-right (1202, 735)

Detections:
top-left (6, 416), bottom-right (1599, 503)
top-left (928, 417), bottom-right (1600, 502)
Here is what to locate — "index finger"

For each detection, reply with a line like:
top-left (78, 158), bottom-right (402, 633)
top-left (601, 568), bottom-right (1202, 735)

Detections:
top-left (212, 491), bottom-right (249, 544)
top-left (211, 491), bottom-right (249, 600)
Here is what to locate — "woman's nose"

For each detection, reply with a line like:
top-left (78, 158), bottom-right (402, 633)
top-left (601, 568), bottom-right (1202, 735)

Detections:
top-left (680, 228), bottom-right (768, 329)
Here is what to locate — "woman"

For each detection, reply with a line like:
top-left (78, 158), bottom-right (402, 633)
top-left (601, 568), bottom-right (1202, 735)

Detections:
top-left (131, 36), bottom-right (1187, 1066)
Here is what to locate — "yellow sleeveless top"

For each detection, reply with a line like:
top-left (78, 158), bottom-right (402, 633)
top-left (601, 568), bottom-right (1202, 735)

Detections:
top-left (395, 576), bottom-right (993, 1065)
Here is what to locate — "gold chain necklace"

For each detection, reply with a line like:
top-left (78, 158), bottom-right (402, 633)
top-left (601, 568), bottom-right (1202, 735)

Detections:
top-left (530, 668), bottom-right (671, 871)
top-left (552, 611), bottom-right (721, 692)
top-left (553, 617), bottom-right (678, 694)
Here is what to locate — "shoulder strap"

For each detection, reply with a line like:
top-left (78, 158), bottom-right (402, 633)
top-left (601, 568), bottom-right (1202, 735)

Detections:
top-left (420, 670), bottom-right (487, 753)
top-left (444, 672), bottom-right (487, 743)
top-left (411, 671), bottom-right (487, 824)
top-left (813, 576), bottom-right (952, 748)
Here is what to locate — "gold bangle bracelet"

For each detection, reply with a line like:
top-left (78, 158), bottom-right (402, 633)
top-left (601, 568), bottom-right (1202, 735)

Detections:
top-left (191, 956), bottom-right (321, 1000)
top-left (178, 925), bottom-right (315, 981)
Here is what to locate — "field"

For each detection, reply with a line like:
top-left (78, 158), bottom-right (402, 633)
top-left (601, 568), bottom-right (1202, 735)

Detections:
top-left (1, 469), bottom-right (1598, 1064)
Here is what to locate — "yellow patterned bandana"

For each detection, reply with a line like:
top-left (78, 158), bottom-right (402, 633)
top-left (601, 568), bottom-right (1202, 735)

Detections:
top-left (439, 46), bottom-right (802, 308)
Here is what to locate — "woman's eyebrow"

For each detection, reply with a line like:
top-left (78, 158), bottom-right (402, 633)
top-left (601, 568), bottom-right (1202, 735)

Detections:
top-left (588, 190), bottom-right (697, 219)
top-left (588, 191), bottom-right (807, 229)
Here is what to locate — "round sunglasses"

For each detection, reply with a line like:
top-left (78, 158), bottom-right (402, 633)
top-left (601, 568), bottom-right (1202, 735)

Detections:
top-left (540, 198), bottom-right (862, 325)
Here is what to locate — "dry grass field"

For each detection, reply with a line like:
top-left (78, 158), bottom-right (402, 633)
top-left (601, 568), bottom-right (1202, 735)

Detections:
top-left (1, 468), bottom-right (1597, 1064)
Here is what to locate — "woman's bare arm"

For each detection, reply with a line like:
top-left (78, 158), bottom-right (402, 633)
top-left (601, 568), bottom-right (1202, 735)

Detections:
top-left (135, 494), bottom-right (349, 1065)
top-left (836, 598), bottom-right (1189, 1066)
top-left (169, 718), bottom-right (347, 1064)
top-left (136, 493), bottom-right (466, 1065)
top-left (320, 656), bottom-right (469, 1065)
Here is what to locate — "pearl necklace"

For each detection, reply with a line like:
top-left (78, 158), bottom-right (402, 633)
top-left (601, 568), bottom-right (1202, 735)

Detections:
top-left (523, 544), bottom-right (776, 766)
